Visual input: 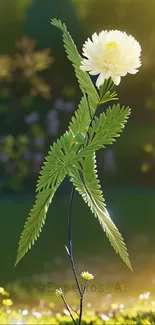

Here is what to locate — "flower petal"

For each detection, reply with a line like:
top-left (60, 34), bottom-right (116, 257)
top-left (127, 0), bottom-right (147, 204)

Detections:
top-left (96, 73), bottom-right (105, 88)
top-left (111, 75), bottom-right (121, 85)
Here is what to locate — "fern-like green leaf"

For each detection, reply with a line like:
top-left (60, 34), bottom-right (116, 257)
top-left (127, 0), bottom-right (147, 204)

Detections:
top-left (36, 130), bottom-right (78, 192)
top-left (51, 18), bottom-right (99, 111)
top-left (77, 104), bottom-right (131, 158)
top-left (69, 153), bottom-right (132, 270)
top-left (15, 186), bottom-right (62, 265)
top-left (15, 131), bottom-right (81, 264)
top-left (99, 78), bottom-right (119, 104)
top-left (69, 95), bottom-right (91, 136)
top-left (37, 94), bottom-right (92, 193)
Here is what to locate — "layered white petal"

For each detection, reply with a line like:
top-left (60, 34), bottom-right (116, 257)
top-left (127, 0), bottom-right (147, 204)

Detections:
top-left (111, 75), bottom-right (121, 85)
top-left (96, 73), bottom-right (105, 88)
top-left (80, 29), bottom-right (142, 87)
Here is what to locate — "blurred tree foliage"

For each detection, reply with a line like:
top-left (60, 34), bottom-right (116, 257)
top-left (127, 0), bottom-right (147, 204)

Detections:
top-left (0, 0), bottom-right (155, 188)
top-left (0, 36), bottom-right (54, 101)
top-left (25, 0), bottom-right (85, 92)
top-left (140, 81), bottom-right (155, 178)
top-left (0, 0), bottom-right (33, 53)
top-left (0, 34), bottom-right (77, 192)
top-left (25, 0), bottom-right (84, 54)
top-left (0, 37), bottom-right (55, 191)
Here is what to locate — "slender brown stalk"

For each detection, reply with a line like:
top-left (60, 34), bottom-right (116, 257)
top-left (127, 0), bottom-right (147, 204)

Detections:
top-left (78, 281), bottom-right (87, 325)
top-left (61, 296), bottom-right (77, 325)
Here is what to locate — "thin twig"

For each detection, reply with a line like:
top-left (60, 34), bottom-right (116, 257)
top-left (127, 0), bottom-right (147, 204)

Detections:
top-left (67, 303), bottom-right (79, 317)
top-left (61, 296), bottom-right (77, 325)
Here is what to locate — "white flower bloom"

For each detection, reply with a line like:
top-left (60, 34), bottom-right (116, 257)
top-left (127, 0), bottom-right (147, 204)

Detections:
top-left (80, 30), bottom-right (141, 87)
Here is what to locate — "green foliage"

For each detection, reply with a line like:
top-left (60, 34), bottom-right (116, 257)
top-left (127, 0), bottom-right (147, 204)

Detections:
top-left (69, 153), bottom-right (131, 270)
top-left (51, 18), bottom-right (99, 112)
top-left (79, 104), bottom-right (131, 155)
top-left (69, 95), bottom-right (91, 136)
top-left (16, 19), bottom-right (131, 269)
top-left (36, 131), bottom-right (78, 192)
top-left (0, 36), bottom-right (55, 191)
top-left (15, 188), bottom-right (58, 265)
top-left (73, 133), bottom-right (85, 144)
top-left (99, 78), bottom-right (119, 104)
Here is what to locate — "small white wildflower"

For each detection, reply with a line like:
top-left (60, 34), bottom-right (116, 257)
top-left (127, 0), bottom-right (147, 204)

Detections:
top-left (81, 271), bottom-right (94, 281)
top-left (80, 30), bottom-right (141, 87)
top-left (139, 292), bottom-right (150, 300)
top-left (63, 309), bottom-right (70, 316)
top-left (22, 309), bottom-right (28, 315)
top-left (32, 311), bottom-right (42, 318)
top-left (120, 304), bottom-right (124, 309)
top-left (100, 314), bottom-right (110, 321)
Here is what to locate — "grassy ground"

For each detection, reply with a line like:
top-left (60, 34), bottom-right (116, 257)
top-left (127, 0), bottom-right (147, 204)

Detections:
top-left (0, 186), bottom-right (155, 325)
top-left (0, 186), bottom-right (155, 302)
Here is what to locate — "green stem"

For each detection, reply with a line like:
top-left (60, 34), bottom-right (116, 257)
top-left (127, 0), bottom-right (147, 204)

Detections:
top-left (66, 93), bottom-right (103, 324)
top-left (67, 187), bottom-right (82, 296)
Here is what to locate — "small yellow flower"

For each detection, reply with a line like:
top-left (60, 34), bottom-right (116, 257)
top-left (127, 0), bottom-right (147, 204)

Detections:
top-left (55, 288), bottom-right (64, 297)
top-left (2, 298), bottom-right (13, 306)
top-left (81, 271), bottom-right (94, 281)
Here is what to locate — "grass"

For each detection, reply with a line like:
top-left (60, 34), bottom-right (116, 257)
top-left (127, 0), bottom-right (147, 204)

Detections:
top-left (0, 186), bottom-right (155, 296)
top-left (0, 186), bottom-right (155, 323)
top-left (1, 285), bottom-right (155, 324)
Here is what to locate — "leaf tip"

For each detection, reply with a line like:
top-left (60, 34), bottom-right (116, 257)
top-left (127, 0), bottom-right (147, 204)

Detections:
top-left (14, 254), bottom-right (21, 267)
top-left (125, 255), bottom-right (133, 272)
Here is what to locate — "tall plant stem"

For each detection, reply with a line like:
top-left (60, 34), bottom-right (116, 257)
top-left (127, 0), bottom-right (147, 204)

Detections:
top-left (67, 186), bottom-right (82, 296)
top-left (66, 93), bottom-right (103, 324)
top-left (78, 281), bottom-right (86, 325)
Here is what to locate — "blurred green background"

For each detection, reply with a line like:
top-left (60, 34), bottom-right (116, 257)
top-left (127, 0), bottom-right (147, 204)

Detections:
top-left (0, 0), bottom-right (155, 292)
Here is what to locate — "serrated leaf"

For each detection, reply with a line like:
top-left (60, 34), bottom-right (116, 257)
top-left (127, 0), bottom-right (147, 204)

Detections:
top-left (69, 95), bottom-right (91, 136)
top-left (77, 104), bottom-right (131, 158)
top-left (98, 78), bottom-right (119, 104)
top-left (69, 153), bottom-right (132, 270)
top-left (36, 130), bottom-right (77, 192)
top-left (15, 187), bottom-right (61, 266)
top-left (51, 18), bottom-right (99, 112)
top-left (100, 91), bottom-right (118, 104)
top-left (73, 133), bottom-right (85, 144)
